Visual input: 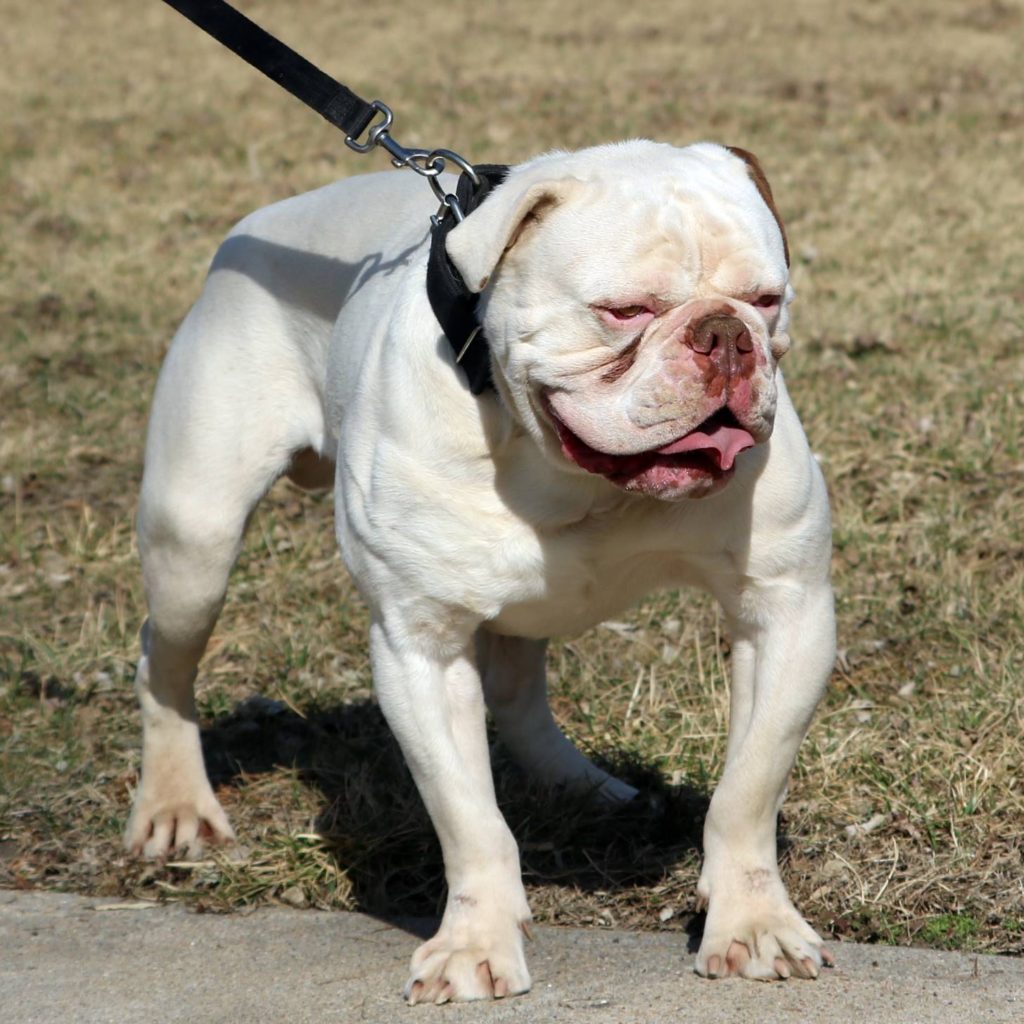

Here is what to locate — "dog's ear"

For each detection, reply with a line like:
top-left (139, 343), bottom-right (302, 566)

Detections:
top-left (446, 174), bottom-right (582, 293)
top-left (726, 146), bottom-right (790, 267)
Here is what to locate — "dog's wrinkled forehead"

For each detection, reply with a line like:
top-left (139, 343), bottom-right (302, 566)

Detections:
top-left (530, 171), bottom-right (782, 302)
top-left (446, 141), bottom-right (789, 299)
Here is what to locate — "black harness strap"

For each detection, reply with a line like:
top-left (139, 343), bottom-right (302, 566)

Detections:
top-left (427, 166), bottom-right (509, 395)
top-left (161, 0), bottom-right (376, 140)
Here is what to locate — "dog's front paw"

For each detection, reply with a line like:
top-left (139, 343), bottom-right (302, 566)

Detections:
top-left (124, 775), bottom-right (234, 859)
top-left (694, 866), bottom-right (834, 981)
top-left (404, 905), bottom-right (532, 1005)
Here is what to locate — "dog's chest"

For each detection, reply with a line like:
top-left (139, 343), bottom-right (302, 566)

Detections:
top-left (485, 508), bottom-right (706, 639)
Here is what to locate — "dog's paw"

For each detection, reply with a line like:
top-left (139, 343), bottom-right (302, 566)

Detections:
top-left (694, 867), bottom-right (834, 981)
top-left (404, 913), bottom-right (532, 1004)
top-left (124, 781), bottom-right (234, 860)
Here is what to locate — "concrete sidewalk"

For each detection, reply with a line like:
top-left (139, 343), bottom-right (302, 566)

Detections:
top-left (1, 891), bottom-right (1020, 1023)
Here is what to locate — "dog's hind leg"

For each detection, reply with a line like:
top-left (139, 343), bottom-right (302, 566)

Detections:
top-left (478, 632), bottom-right (638, 803)
top-left (124, 293), bottom-right (330, 859)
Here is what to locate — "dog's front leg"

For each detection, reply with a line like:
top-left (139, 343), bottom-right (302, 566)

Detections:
top-left (370, 618), bottom-right (532, 1004)
top-left (695, 579), bottom-right (835, 981)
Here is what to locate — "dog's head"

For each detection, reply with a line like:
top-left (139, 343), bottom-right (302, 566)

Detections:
top-left (447, 141), bottom-right (793, 500)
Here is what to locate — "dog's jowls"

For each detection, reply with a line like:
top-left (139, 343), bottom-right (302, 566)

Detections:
top-left (125, 140), bottom-right (835, 1000)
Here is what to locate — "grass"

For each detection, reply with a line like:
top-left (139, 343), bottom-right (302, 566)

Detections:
top-left (1, 0), bottom-right (1022, 955)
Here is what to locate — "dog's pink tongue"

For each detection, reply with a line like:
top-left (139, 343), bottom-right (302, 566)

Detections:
top-left (658, 423), bottom-right (756, 470)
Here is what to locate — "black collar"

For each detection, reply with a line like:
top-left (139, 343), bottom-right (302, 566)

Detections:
top-left (426, 164), bottom-right (509, 395)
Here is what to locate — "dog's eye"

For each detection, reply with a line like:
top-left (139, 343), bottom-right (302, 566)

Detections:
top-left (752, 294), bottom-right (781, 308)
top-left (599, 304), bottom-right (653, 323)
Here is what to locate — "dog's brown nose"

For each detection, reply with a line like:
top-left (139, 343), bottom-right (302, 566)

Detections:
top-left (686, 314), bottom-right (753, 355)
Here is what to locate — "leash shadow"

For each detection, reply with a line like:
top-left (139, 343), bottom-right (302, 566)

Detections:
top-left (211, 232), bottom-right (425, 325)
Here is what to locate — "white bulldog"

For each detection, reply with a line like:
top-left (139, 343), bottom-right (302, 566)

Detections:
top-left (125, 140), bottom-right (835, 1001)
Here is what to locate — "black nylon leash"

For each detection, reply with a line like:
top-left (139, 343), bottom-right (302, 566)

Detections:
top-left (159, 0), bottom-right (503, 393)
top-left (161, 0), bottom-right (377, 140)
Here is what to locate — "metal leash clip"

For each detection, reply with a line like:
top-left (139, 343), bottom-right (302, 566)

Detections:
top-left (345, 101), bottom-right (480, 225)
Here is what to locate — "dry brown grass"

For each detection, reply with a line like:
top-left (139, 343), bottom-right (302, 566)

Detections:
top-left (2, 0), bottom-right (1022, 954)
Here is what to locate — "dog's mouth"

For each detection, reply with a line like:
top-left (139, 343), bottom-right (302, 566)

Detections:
top-left (547, 405), bottom-right (758, 489)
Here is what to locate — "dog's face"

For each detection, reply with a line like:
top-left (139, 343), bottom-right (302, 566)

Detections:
top-left (447, 141), bottom-right (793, 500)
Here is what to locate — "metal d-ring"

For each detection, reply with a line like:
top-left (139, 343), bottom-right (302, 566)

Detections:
top-left (428, 148), bottom-right (480, 186)
top-left (344, 100), bottom-right (394, 154)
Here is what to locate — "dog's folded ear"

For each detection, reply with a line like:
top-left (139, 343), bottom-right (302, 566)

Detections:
top-left (725, 146), bottom-right (790, 267)
top-left (446, 172), bottom-right (583, 293)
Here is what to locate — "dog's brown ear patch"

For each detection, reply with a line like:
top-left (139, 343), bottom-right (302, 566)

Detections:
top-left (726, 146), bottom-right (790, 267)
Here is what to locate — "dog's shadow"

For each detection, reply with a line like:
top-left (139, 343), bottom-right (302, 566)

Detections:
top-left (201, 696), bottom-right (709, 945)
